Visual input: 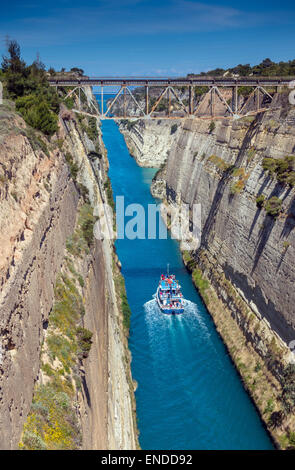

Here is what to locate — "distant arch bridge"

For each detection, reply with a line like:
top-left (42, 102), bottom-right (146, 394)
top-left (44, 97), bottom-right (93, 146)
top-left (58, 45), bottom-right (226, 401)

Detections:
top-left (49, 76), bottom-right (295, 120)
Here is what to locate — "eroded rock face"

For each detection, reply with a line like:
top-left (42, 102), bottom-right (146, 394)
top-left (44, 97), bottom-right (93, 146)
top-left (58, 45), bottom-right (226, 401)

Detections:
top-left (122, 95), bottom-right (295, 347)
top-left (0, 97), bottom-right (137, 450)
top-left (0, 109), bottom-right (79, 448)
top-left (164, 104), bottom-right (295, 345)
top-left (119, 119), bottom-right (180, 167)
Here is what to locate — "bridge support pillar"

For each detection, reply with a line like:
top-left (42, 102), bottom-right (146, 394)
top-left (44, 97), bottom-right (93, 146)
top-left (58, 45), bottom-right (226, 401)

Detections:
top-left (211, 87), bottom-right (215, 117)
top-left (123, 86), bottom-right (127, 118)
top-left (189, 85), bottom-right (194, 115)
top-left (232, 86), bottom-right (238, 113)
top-left (256, 87), bottom-right (260, 111)
top-left (145, 85), bottom-right (149, 115)
top-left (101, 85), bottom-right (104, 115)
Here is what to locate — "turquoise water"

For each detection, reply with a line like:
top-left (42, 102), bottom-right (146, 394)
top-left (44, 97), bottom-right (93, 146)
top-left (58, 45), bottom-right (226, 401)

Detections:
top-left (99, 102), bottom-right (274, 450)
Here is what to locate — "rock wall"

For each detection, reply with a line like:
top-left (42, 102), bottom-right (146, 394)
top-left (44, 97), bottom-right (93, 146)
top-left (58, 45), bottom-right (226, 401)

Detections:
top-left (121, 94), bottom-right (295, 346)
top-left (163, 95), bottom-right (295, 346)
top-left (119, 119), bottom-right (179, 167)
top-left (119, 93), bottom-right (295, 446)
top-left (0, 92), bottom-right (137, 449)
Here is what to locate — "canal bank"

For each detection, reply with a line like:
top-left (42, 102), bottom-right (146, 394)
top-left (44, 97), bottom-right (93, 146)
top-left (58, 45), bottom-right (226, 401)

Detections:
top-left (99, 114), bottom-right (273, 451)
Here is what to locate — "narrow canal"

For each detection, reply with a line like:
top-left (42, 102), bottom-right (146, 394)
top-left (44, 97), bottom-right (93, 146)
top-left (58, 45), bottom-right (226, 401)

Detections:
top-left (100, 107), bottom-right (273, 450)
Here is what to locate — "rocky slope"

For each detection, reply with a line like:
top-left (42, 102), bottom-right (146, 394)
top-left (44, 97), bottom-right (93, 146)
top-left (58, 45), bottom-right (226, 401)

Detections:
top-left (119, 92), bottom-right (295, 448)
top-left (0, 91), bottom-right (137, 449)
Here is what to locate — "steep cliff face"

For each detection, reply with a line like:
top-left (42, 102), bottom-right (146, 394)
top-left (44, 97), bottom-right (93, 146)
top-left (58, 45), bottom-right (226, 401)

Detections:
top-left (119, 93), bottom-right (295, 447)
top-left (119, 119), bottom-right (180, 167)
top-left (0, 93), bottom-right (137, 449)
top-left (164, 94), bottom-right (295, 346)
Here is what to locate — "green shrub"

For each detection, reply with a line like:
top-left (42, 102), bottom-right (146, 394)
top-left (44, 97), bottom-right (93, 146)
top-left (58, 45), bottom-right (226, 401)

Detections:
top-left (170, 123), bottom-right (178, 135)
top-left (115, 274), bottom-right (132, 331)
top-left (256, 194), bottom-right (266, 208)
top-left (65, 152), bottom-right (79, 180)
top-left (265, 196), bottom-right (282, 217)
top-left (76, 327), bottom-right (93, 359)
top-left (16, 95), bottom-right (58, 136)
top-left (230, 180), bottom-right (245, 195)
top-left (21, 431), bottom-right (46, 450)
top-left (209, 121), bottom-right (216, 132)
top-left (104, 176), bottom-right (115, 212)
top-left (86, 117), bottom-right (99, 141)
top-left (262, 156), bottom-right (295, 187)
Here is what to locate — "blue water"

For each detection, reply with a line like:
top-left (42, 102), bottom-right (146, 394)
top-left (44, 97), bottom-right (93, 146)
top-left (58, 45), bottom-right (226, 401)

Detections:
top-left (99, 97), bottom-right (274, 450)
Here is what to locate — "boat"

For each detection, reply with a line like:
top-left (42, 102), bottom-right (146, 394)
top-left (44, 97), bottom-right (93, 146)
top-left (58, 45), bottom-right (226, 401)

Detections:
top-left (156, 267), bottom-right (185, 314)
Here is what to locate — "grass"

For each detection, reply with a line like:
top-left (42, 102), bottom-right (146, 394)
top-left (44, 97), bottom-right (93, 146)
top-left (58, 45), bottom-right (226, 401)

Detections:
top-left (229, 168), bottom-right (249, 195)
top-left (208, 154), bottom-right (233, 173)
top-left (192, 268), bottom-right (210, 304)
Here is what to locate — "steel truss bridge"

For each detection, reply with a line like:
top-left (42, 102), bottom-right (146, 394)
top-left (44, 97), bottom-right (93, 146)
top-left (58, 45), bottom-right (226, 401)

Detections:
top-left (49, 76), bottom-right (295, 120)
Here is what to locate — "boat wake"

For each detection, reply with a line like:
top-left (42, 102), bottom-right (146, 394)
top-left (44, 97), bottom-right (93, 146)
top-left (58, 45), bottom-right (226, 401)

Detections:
top-left (144, 297), bottom-right (211, 339)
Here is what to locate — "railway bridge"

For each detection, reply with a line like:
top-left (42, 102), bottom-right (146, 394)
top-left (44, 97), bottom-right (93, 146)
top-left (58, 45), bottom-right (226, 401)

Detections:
top-left (49, 76), bottom-right (295, 120)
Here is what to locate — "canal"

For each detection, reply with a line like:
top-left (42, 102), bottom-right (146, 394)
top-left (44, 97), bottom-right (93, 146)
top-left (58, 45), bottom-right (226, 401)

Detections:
top-left (100, 109), bottom-right (273, 450)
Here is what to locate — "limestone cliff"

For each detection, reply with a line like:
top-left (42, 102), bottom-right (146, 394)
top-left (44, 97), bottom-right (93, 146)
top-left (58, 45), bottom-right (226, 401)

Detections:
top-left (0, 91), bottom-right (137, 449)
top-left (119, 93), bottom-right (295, 448)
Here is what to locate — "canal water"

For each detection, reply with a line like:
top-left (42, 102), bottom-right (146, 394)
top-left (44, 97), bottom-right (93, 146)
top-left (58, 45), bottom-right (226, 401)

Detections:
top-left (99, 99), bottom-right (273, 450)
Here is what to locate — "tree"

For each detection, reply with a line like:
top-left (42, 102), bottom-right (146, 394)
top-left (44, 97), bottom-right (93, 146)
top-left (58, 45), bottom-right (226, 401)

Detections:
top-left (70, 67), bottom-right (84, 76)
top-left (1, 40), bottom-right (26, 74)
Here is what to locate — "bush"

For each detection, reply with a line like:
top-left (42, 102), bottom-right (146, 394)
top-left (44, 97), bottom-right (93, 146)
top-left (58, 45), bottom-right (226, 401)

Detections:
top-left (262, 156), bottom-right (295, 187)
top-left (16, 95), bottom-right (58, 136)
top-left (265, 196), bottom-right (282, 217)
top-left (256, 194), bottom-right (266, 208)
top-left (76, 327), bottom-right (93, 358)
top-left (21, 431), bottom-right (46, 450)
top-left (209, 121), bottom-right (216, 132)
top-left (65, 152), bottom-right (79, 180)
top-left (104, 177), bottom-right (115, 212)
top-left (2, 40), bottom-right (60, 135)
top-left (170, 123), bottom-right (178, 135)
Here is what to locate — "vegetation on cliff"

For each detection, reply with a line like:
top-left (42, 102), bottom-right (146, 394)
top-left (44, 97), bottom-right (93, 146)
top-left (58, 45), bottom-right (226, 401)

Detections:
top-left (262, 156), bottom-right (295, 188)
top-left (182, 250), bottom-right (295, 449)
top-left (19, 202), bottom-right (94, 450)
top-left (190, 57), bottom-right (295, 78)
top-left (1, 40), bottom-right (59, 135)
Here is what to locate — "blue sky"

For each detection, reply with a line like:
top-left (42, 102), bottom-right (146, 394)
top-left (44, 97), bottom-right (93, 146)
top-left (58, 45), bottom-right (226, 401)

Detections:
top-left (0, 0), bottom-right (295, 76)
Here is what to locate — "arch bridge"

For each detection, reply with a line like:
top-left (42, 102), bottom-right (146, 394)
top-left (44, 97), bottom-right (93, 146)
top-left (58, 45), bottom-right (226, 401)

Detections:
top-left (49, 76), bottom-right (295, 120)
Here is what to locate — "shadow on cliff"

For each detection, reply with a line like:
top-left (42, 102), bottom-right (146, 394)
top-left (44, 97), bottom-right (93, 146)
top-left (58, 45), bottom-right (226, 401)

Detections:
top-left (251, 182), bottom-right (291, 273)
top-left (281, 196), bottom-right (295, 239)
top-left (248, 173), bottom-right (273, 240)
top-left (201, 171), bottom-right (233, 247)
top-left (233, 112), bottom-right (264, 168)
top-left (224, 262), bottom-right (295, 345)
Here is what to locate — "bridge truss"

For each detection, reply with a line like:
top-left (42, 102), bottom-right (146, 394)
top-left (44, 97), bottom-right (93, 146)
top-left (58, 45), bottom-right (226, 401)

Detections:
top-left (49, 77), bottom-right (294, 120)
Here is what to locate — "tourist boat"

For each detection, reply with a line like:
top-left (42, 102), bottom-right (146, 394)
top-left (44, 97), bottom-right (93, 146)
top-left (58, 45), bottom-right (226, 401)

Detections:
top-left (156, 268), bottom-right (185, 314)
